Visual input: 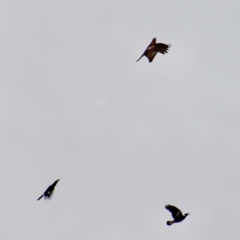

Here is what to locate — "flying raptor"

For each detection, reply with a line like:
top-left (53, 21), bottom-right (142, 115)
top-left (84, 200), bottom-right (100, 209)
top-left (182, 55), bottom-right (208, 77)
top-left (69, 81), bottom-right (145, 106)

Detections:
top-left (37, 179), bottom-right (60, 201)
top-left (136, 38), bottom-right (171, 63)
top-left (165, 204), bottom-right (189, 225)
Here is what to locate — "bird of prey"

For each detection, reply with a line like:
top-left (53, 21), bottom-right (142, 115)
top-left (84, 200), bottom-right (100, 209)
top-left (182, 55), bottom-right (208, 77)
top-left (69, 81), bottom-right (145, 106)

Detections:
top-left (165, 204), bottom-right (189, 225)
top-left (136, 38), bottom-right (171, 63)
top-left (37, 179), bottom-right (60, 201)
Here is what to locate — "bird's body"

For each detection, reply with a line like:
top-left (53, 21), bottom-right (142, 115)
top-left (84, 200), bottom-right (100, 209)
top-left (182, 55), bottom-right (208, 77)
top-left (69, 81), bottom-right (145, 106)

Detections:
top-left (165, 205), bottom-right (189, 225)
top-left (37, 179), bottom-right (60, 201)
top-left (136, 38), bottom-right (171, 62)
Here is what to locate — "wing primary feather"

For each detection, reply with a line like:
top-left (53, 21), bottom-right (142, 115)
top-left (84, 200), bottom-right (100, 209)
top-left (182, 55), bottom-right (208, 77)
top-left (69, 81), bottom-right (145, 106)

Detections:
top-left (136, 53), bottom-right (144, 62)
top-left (37, 195), bottom-right (43, 201)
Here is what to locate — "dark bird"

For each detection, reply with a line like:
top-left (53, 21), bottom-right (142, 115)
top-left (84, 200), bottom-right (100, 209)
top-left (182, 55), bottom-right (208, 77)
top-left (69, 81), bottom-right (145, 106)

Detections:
top-left (165, 204), bottom-right (189, 225)
top-left (37, 179), bottom-right (60, 201)
top-left (136, 38), bottom-right (171, 63)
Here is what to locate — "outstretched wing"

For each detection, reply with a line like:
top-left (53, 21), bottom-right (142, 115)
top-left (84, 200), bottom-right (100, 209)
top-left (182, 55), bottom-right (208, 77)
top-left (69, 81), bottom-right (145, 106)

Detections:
top-left (136, 52), bottom-right (145, 62)
top-left (155, 43), bottom-right (171, 54)
top-left (51, 179), bottom-right (60, 189)
top-left (165, 205), bottom-right (182, 217)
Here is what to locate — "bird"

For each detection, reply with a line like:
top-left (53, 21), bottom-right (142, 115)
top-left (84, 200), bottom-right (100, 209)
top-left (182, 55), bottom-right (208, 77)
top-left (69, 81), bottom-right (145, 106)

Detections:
top-left (165, 204), bottom-right (189, 225)
top-left (37, 179), bottom-right (60, 201)
top-left (136, 38), bottom-right (171, 63)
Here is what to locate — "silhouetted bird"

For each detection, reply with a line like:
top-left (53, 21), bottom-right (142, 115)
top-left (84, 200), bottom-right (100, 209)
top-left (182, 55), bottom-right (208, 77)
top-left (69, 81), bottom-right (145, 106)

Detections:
top-left (165, 204), bottom-right (189, 225)
top-left (136, 38), bottom-right (171, 62)
top-left (37, 179), bottom-right (60, 201)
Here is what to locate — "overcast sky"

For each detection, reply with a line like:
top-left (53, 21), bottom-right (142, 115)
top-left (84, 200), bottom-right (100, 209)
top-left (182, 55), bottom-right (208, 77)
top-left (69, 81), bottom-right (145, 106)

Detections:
top-left (1, 0), bottom-right (240, 239)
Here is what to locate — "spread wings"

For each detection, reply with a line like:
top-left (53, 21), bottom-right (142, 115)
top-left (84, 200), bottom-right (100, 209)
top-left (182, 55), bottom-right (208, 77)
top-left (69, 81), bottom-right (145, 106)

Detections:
top-left (165, 205), bottom-right (182, 217)
top-left (136, 38), bottom-right (170, 62)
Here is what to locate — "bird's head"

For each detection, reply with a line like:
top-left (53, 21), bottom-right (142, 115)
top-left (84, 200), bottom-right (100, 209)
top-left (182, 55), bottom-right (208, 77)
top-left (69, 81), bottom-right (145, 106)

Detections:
top-left (184, 213), bottom-right (190, 217)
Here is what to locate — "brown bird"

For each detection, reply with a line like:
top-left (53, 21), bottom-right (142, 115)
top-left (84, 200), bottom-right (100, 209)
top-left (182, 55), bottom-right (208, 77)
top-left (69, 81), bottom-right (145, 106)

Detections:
top-left (165, 205), bottom-right (189, 226)
top-left (136, 38), bottom-right (171, 63)
top-left (37, 179), bottom-right (60, 201)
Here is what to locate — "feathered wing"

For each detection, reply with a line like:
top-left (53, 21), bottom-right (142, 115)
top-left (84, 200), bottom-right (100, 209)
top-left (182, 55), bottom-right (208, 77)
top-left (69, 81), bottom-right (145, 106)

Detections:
top-left (165, 205), bottom-right (189, 225)
top-left (165, 205), bottom-right (182, 217)
top-left (37, 194), bottom-right (44, 201)
top-left (145, 51), bottom-right (157, 62)
top-left (167, 221), bottom-right (175, 225)
top-left (165, 205), bottom-right (181, 225)
top-left (136, 38), bottom-right (170, 62)
top-left (51, 179), bottom-right (60, 189)
top-left (136, 38), bottom-right (157, 62)
top-left (43, 189), bottom-right (53, 200)
top-left (44, 179), bottom-right (59, 199)
top-left (155, 43), bottom-right (171, 54)
top-left (37, 179), bottom-right (60, 201)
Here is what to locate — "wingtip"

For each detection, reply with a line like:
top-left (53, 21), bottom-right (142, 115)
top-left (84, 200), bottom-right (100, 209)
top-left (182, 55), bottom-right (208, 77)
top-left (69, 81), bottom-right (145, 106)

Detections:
top-left (37, 195), bottom-right (43, 201)
top-left (136, 55), bottom-right (144, 62)
top-left (167, 221), bottom-right (174, 226)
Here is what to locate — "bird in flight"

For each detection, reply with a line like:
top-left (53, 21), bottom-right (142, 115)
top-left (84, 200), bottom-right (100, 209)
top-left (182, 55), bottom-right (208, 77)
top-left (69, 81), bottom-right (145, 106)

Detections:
top-left (37, 179), bottom-right (60, 201)
top-left (136, 38), bottom-right (171, 63)
top-left (165, 204), bottom-right (189, 225)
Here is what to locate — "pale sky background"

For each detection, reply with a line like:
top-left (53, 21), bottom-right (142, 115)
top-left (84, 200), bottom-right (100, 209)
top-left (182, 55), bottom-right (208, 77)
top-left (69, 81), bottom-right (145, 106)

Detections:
top-left (1, 1), bottom-right (240, 239)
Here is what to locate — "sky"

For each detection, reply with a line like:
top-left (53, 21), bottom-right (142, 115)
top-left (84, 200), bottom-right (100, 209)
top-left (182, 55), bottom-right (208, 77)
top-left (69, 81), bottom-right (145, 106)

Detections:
top-left (1, 0), bottom-right (240, 239)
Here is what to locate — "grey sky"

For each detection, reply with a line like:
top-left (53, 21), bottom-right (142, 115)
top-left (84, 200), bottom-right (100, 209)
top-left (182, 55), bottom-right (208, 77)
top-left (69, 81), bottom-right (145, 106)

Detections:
top-left (1, 0), bottom-right (240, 239)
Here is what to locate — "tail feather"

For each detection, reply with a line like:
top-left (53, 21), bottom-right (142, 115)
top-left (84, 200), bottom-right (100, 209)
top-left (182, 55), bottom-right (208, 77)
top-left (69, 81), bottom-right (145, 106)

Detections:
top-left (37, 195), bottom-right (43, 201)
top-left (167, 221), bottom-right (175, 226)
